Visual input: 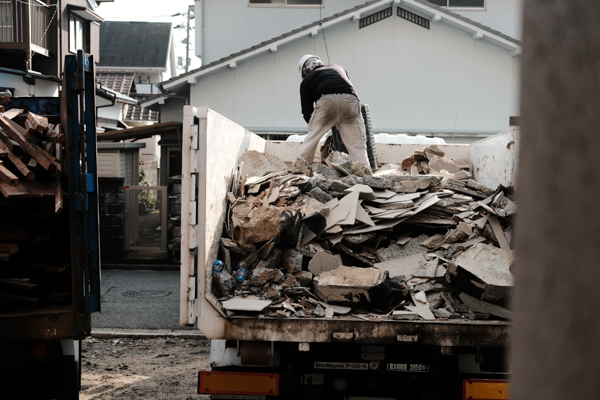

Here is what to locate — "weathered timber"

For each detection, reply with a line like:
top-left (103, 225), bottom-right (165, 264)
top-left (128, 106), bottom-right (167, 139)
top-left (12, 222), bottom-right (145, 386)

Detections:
top-left (0, 161), bottom-right (19, 186)
top-left (26, 112), bottom-right (48, 133)
top-left (0, 293), bottom-right (38, 304)
top-left (55, 142), bottom-right (63, 214)
top-left (0, 140), bottom-right (35, 180)
top-left (0, 115), bottom-right (56, 171)
top-left (0, 278), bottom-right (37, 291)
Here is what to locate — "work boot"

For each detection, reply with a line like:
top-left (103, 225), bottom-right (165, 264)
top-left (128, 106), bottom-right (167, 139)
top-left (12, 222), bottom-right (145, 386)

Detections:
top-left (292, 156), bottom-right (312, 176)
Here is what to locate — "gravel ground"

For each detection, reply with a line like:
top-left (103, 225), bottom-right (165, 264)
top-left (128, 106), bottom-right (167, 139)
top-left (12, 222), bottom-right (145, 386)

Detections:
top-left (80, 337), bottom-right (211, 400)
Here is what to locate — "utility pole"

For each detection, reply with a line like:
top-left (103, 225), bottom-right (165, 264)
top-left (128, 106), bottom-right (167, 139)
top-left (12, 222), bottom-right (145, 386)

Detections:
top-left (185, 5), bottom-right (193, 73)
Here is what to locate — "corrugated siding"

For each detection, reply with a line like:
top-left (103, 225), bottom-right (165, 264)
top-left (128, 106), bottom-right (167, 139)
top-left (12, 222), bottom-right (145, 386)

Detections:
top-left (119, 152), bottom-right (127, 182)
top-left (98, 153), bottom-right (119, 177)
top-left (133, 152), bottom-right (139, 186)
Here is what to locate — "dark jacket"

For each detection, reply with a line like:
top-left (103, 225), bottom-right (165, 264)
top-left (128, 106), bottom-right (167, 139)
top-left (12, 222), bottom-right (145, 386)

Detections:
top-left (300, 64), bottom-right (358, 123)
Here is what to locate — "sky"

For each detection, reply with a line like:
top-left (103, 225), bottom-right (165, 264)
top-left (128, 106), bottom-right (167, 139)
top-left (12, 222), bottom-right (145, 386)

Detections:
top-left (97, 0), bottom-right (202, 74)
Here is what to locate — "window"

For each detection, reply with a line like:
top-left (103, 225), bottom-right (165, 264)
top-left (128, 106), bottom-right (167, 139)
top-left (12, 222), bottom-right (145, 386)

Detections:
top-left (249, 0), bottom-right (323, 6)
top-left (69, 14), bottom-right (88, 53)
top-left (0, 0), bottom-right (12, 42)
top-left (428, 0), bottom-right (485, 9)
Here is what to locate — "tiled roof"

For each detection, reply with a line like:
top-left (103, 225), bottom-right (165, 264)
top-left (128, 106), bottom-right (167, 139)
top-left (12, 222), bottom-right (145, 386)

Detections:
top-left (98, 85), bottom-right (138, 105)
top-left (99, 21), bottom-right (172, 69)
top-left (123, 94), bottom-right (160, 122)
top-left (96, 71), bottom-right (135, 95)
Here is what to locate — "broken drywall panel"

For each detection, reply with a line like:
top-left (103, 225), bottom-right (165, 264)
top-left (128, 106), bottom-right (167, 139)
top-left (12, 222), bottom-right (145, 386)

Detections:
top-left (413, 258), bottom-right (439, 278)
top-left (355, 204), bottom-right (376, 227)
top-left (308, 250), bottom-right (343, 276)
top-left (405, 304), bottom-right (435, 320)
top-left (344, 184), bottom-right (376, 200)
top-left (337, 190), bottom-right (361, 226)
top-left (397, 234), bottom-right (412, 245)
top-left (488, 215), bottom-right (511, 251)
top-left (373, 189), bottom-right (398, 199)
top-left (459, 292), bottom-right (512, 320)
top-left (342, 217), bottom-right (409, 235)
top-left (374, 253), bottom-right (427, 279)
top-left (454, 243), bottom-right (514, 286)
top-left (328, 234), bottom-right (344, 245)
top-left (222, 296), bottom-right (273, 312)
top-left (373, 192), bottom-right (423, 204)
top-left (457, 222), bottom-right (473, 236)
top-left (301, 227), bottom-right (317, 246)
top-left (427, 154), bottom-right (461, 173)
top-left (326, 225), bottom-right (343, 234)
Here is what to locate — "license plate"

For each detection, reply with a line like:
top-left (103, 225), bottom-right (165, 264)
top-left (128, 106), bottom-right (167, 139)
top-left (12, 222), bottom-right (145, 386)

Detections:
top-left (314, 362), bottom-right (369, 371)
top-left (387, 363), bottom-right (429, 372)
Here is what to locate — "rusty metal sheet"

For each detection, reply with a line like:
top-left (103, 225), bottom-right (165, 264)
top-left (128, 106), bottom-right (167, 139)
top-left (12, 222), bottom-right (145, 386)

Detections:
top-left (220, 317), bottom-right (510, 347)
top-left (0, 309), bottom-right (89, 343)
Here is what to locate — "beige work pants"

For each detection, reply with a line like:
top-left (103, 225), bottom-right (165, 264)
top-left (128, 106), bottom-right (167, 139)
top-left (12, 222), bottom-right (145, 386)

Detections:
top-left (297, 94), bottom-right (371, 169)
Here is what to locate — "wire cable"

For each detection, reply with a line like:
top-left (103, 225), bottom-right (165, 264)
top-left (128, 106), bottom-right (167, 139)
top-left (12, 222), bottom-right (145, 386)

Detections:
top-left (319, 3), bottom-right (330, 64)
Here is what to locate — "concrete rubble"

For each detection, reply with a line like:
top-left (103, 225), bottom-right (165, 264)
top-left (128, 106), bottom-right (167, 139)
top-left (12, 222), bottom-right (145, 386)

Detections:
top-left (215, 146), bottom-right (516, 322)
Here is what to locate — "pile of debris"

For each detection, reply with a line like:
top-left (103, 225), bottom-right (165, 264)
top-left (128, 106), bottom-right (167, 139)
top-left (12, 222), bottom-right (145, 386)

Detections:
top-left (213, 147), bottom-right (515, 322)
top-left (0, 100), bottom-right (70, 305)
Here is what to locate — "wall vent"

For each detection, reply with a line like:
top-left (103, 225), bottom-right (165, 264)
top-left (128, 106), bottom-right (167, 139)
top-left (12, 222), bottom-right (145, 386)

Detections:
top-left (397, 7), bottom-right (430, 29)
top-left (359, 7), bottom-right (393, 29)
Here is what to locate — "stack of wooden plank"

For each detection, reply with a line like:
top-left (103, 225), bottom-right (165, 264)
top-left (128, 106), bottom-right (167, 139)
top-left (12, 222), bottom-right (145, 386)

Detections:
top-left (0, 106), bottom-right (70, 307)
top-left (0, 109), bottom-right (65, 213)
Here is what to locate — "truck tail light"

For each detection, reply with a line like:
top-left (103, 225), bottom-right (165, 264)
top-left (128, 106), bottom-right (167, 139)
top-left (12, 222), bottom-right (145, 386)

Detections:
top-left (463, 379), bottom-right (510, 400)
top-left (198, 371), bottom-right (279, 396)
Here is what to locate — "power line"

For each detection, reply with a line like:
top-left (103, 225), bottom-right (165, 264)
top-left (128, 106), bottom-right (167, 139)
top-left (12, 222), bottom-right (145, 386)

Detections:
top-left (319, 4), bottom-right (330, 64)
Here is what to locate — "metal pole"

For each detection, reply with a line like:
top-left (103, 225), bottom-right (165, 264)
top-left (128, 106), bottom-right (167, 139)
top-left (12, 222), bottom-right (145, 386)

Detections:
top-left (185, 5), bottom-right (192, 73)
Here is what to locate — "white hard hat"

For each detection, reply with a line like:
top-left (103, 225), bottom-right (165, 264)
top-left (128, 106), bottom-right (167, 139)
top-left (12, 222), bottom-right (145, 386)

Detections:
top-left (298, 54), bottom-right (322, 77)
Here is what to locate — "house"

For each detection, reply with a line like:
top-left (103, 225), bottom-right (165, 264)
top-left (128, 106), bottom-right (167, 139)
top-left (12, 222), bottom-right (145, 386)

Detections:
top-left (148, 0), bottom-right (521, 144)
top-left (97, 21), bottom-right (177, 186)
top-left (195, 0), bottom-right (523, 65)
top-left (97, 21), bottom-right (176, 95)
top-left (0, 0), bottom-right (107, 78)
top-left (1, 0), bottom-right (112, 127)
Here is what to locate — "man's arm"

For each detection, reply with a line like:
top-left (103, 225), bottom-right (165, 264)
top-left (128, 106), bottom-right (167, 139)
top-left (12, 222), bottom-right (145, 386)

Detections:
top-left (300, 82), bottom-right (313, 124)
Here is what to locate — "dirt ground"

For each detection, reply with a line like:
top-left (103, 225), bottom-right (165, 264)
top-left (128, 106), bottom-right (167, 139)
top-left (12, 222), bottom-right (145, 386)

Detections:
top-left (80, 337), bottom-right (212, 400)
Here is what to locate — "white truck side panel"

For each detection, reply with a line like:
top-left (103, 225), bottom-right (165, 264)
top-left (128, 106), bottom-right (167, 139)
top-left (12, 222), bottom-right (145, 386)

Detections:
top-left (181, 106), bottom-right (266, 333)
top-left (470, 128), bottom-right (520, 188)
top-left (263, 141), bottom-right (471, 165)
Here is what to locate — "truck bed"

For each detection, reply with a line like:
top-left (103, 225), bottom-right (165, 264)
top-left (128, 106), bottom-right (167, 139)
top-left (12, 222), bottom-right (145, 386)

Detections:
top-left (181, 107), bottom-right (518, 347)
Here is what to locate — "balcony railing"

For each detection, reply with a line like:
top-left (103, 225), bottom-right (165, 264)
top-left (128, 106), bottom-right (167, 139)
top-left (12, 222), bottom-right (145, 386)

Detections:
top-left (0, 0), bottom-right (51, 54)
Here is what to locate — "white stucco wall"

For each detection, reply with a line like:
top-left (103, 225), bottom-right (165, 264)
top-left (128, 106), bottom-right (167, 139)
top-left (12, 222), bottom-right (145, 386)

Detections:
top-left (195, 0), bottom-right (522, 64)
top-left (97, 103), bottom-right (123, 121)
top-left (455, 0), bottom-right (523, 41)
top-left (190, 11), bottom-right (520, 134)
top-left (196, 0), bottom-right (368, 64)
top-left (0, 73), bottom-right (59, 97)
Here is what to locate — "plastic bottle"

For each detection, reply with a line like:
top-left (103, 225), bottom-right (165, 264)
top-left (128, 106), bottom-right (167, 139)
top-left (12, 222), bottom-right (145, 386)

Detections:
top-left (234, 268), bottom-right (247, 284)
top-left (213, 260), bottom-right (225, 274)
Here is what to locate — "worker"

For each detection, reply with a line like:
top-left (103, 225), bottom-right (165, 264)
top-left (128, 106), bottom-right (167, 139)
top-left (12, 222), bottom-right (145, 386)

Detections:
top-left (293, 55), bottom-right (372, 176)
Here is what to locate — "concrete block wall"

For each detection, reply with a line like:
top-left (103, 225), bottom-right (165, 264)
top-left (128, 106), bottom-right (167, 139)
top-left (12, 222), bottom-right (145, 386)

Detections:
top-left (98, 177), bottom-right (125, 263)
top-left (167, 176), bottom-right (182, 263)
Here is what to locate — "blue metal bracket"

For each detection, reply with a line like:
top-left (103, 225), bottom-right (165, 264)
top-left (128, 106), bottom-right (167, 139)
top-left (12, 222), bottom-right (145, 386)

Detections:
top-left (65, 50), bottom-right (101, 314)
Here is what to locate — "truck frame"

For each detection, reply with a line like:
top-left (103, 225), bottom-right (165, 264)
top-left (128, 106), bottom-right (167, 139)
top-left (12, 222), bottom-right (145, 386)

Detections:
top-left (181, 106), bottom-right (517, 400)
top-left (0, 51), bottom-right (100, 400)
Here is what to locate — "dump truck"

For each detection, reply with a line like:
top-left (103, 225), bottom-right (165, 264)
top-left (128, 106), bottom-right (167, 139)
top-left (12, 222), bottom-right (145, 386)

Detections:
top-left (180, 106), bottom-right (517, 400)
top-left (0, 52), bottom-right (100, 400)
